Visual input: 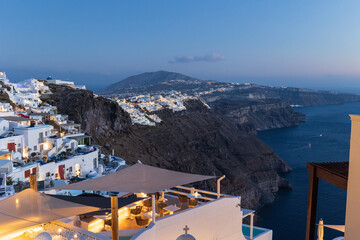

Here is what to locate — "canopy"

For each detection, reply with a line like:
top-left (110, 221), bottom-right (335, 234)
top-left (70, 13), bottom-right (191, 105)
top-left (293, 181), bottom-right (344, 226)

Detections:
top-left (52, 163), bottom-right (215, 193)
top-left (323, 224), bottom-right (345, 233)
top-left (50, 194), bottom-right (142, 209)
top-left (0, 188), bottom-right (99, 237)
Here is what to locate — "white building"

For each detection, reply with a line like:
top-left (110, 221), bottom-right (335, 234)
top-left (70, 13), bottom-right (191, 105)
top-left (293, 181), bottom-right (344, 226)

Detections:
top-left (0, 134), bottom-right (24, 158)
top-left (14, 125), bottom-right (53, 155)
top-left (0, 72), bottom-right (9, 84)
top-left (2, 116), bottom-right (33, 130)
top-left (0, 103), bottom-right (13, 113)
top-left (9, 147), bottom-right (99, 182)
top-left (46, 79), bottom-right (75, 87)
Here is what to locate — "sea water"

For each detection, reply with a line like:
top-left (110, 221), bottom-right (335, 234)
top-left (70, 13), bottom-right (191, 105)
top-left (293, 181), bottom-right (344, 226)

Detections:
top-left (257, 102), bottom-right (360, 240)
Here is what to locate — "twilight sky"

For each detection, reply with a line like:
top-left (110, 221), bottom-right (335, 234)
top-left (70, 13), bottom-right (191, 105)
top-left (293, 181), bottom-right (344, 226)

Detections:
top-left (1, 0), bottom-right (360, 92)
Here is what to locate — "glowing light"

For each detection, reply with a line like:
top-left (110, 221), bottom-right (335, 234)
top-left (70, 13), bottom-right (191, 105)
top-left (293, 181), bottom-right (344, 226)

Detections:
top-left (139, 192), bottom-right (147, 197)
top-left (15, 199), bottom-right (19, 204)
top-left (74, 234), bottom-right (78, 238)
top-left (32, 226), bottom-right (43, 232)
top-left (58, 228), bottom-right (62, 233)
top-left (43, 142), bottom-right (49, 151)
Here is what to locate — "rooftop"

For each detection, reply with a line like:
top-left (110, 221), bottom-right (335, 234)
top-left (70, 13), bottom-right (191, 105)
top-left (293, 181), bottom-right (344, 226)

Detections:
top-left (14, 125), bottom-right (51, 130)
top-left (2, 116), bottom-right (32, 122)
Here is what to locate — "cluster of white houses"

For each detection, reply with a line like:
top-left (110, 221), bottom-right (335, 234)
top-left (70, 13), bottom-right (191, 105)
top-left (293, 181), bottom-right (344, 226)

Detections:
top-left (115, 91), bottom-right (191, 126)
top-left (0, 72), bottom-right (104, 186)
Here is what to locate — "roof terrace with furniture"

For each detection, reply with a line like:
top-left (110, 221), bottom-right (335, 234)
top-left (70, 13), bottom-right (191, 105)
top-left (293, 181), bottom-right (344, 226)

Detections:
top-left (49, 163), bottom-right (272, 240)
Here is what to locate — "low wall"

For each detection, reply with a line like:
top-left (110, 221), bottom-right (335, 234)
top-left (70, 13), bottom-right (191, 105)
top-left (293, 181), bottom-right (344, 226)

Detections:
top-left (132, 197), bottom-right (246, 240)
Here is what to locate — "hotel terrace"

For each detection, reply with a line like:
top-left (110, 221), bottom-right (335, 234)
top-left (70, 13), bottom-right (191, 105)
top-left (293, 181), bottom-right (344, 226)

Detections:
top-left (0, 163), bottom-right (273, 240)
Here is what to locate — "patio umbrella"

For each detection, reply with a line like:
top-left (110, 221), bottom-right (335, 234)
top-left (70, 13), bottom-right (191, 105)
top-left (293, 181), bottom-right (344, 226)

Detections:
top-left (51, 163), bottom-right (216, 240)
top-left (0, 188), bottom-right (100, 237)
top-left (318, 218), bottom-right (324, 240)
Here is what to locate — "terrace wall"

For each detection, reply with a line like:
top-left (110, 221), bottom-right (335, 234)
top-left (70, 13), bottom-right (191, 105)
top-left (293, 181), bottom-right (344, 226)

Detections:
top-left (132, 197), bottom-right (246, 240)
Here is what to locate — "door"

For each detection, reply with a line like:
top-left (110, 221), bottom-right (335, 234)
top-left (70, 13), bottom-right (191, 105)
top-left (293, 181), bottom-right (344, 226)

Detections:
top-left (58, 165), bottom-right (65, 180)
top-left (7, 143), bottom-right (15, 152)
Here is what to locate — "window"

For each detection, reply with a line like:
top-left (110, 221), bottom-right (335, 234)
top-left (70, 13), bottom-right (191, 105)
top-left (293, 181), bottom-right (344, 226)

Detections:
top-left (93, 158), bottom-right (97, 168)
top-left (40, 144), bottom-right (43, 151)
top-left (68, 167), bottom-right (72, 173)
top-left (33, 145), bottom-right (37, 151)
top-left (2, 126), bottom-right (5, 131)
top-left (45, 131), bottom-right (48, 136)
top-left (46, 172), bottom-right (50, 177)
top-left (17, 148), bottom-right (21, 153)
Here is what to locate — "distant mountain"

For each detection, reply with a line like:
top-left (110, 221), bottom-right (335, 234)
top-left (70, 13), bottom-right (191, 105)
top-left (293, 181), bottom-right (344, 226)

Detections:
top-left (103, 70), bottom-right (203, 93)
top-left (102, 70), bottom-right (227, 95)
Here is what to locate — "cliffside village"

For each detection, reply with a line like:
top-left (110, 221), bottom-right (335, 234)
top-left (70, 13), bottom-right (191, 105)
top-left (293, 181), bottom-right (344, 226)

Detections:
top-left (112, 88), bottom-right (233, 126)
top-left (0, 72), bottom-right (125, 198)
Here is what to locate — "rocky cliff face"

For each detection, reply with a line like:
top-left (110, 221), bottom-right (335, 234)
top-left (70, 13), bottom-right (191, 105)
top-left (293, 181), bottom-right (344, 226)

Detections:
top-left (231, 85), bottom-right (360, 106)
top-left (42, 84), bottom-right (293, 209)
top-left (201, 95), bottom-right (306, 131)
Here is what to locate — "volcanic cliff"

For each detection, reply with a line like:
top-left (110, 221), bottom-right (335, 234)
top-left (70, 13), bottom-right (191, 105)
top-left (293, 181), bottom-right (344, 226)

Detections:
top-left (41, 84), bottom-right (293, 209)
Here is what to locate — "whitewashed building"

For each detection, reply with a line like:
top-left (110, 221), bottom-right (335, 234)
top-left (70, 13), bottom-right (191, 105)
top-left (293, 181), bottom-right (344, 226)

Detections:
top-left (9, 147), bottom-right (99, 182)
top-left (14, 125), bottom-right (53, 155)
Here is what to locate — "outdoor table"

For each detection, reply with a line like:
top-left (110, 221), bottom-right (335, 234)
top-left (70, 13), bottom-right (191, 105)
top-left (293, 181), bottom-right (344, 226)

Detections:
top-left (163, 204), bottom-right (181, 215)
top-left (142, 211), bottom-right (160, 219)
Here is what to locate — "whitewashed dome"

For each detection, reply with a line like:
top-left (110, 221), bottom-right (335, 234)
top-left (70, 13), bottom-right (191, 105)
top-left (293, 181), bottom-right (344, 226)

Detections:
top-left (34, 232), bottom-right (52, 240)
top-left (176, 234), bottom-right (196, 240)
top-left (176, 225), bottom-right (196, 240)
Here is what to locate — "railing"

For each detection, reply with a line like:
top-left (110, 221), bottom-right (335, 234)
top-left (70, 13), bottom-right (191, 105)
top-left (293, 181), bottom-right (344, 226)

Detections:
top-left (169, 186), bottom-right (231, 201)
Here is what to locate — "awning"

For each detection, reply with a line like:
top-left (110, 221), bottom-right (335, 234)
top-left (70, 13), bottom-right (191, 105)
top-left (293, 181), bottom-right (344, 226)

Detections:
top-left (52, 163), bottom-right (215, 193)
top-left (323, 225), bottom-right (345, 233)
top-left (49, 194), bottom-right (143, 209)
top-left (0, 188), bottom-right (99, 237)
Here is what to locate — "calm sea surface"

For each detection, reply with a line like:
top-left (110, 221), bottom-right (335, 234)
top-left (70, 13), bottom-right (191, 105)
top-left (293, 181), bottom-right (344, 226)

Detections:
top-left (257, 102), bottom-right (360, 240)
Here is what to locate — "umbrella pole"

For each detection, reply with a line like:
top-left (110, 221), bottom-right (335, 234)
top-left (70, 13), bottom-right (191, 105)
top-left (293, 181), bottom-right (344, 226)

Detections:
top-left (152, 194), bottom-right (156, 223)
top-left (111, 194), bottom-right (118, 240)
top-left (30, 173), bottom-right (38, 191)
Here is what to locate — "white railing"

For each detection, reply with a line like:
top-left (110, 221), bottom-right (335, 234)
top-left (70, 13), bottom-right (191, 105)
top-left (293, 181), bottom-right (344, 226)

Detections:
top-left (169, 185), bottom-right (231, 201)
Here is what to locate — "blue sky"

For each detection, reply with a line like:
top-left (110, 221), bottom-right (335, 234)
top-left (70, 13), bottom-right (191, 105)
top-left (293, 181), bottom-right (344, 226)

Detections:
top-left (1, 0), bottom-right (360, 92)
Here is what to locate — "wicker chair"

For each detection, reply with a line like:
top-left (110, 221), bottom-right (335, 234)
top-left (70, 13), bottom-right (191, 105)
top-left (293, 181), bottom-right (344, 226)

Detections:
top-left (130, 206), bottom-right (143, 218)
top-left (178, 195), bottom-right (188, 208)
top-left (143, 199), bottom-right (152, 210)
top-left (158, 202), bottom-right (168, 217)
top-left (147, 192), bottom-right (160, 201)
top-left (135, 216), bottom-right (150, 227)
top-left (188, 198), bottom-right (198, 208)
